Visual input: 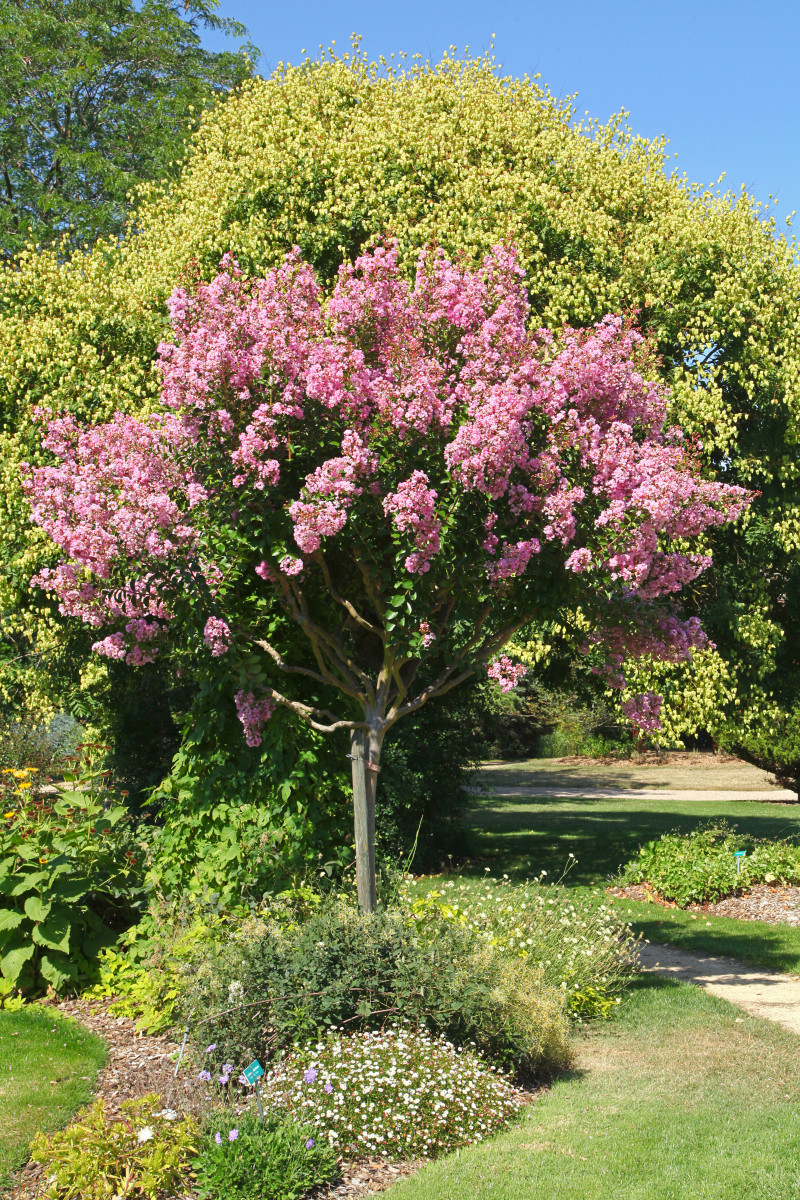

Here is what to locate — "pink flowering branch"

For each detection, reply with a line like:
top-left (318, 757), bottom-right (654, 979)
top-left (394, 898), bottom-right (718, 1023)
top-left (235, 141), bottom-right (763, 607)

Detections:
top-left (22, 239), bottom-right (752, 911)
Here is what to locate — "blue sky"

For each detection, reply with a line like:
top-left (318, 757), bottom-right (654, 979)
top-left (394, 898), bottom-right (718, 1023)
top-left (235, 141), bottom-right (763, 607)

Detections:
top-left (202, 0), bottom-right (800, 235)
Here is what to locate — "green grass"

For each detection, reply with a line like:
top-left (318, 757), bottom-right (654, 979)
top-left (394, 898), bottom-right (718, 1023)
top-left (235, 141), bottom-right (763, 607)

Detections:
top-left (387, 976), bottom-right (800, 1200)
top-left (0, 1006), bottom-right (107, 1188)
top-left (457, 793), bottom-right (800, 971)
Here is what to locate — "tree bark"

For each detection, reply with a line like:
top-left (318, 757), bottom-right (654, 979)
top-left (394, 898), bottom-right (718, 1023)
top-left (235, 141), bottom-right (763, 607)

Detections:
top-left (350, 724), bottom-right (384, 913)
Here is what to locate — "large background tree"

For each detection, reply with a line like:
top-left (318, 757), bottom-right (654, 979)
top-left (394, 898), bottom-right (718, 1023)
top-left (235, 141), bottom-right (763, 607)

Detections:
top-left (2, 47), bottom-right (800, 853)
top-left (0, 0), bottom-right (257, 258)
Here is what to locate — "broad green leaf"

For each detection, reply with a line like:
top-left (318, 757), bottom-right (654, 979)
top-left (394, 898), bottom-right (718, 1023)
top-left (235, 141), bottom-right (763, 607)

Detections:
top-left (10, 871), bottom-right (47, 896)
top-left (32, 914), bottom-right (71, 954)
top-left (24, 895), bottom-right (51, 923)
top-left (0, 909), bottom-right (24, 933)
top-left (39, 952), bottom-right (78, 991)
top-left (0, 942), bottom-right (35, 983)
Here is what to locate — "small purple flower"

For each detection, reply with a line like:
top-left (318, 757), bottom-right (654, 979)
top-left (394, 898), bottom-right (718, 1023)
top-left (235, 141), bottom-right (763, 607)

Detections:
top-left (228, 1129), bottom-right (239, 1142)
top-left (324, 1082), bottom-right (333, 1094)
top-left (198, 1070), bottom-right (212, 1083)
top-left (219, 1074), bottom-right (230, 1085)
top-left (222, 1063), bottom-right (234, 1074)
top-left (205, 1044), bottom-right (217, 1053)
top-left (303, 1067), bottom-right (318, 1084)
top-left (214, 1132), bottom-right (222, 1146)
top-left (238, 1073), bottom-right (250, 1087)
top-left (305, 1138), bottom-right (315, 1149)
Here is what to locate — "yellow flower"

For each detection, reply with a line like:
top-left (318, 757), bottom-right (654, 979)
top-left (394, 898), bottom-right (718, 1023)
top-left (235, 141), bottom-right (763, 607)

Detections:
top-left (3, 811), bottom-right (15, 819)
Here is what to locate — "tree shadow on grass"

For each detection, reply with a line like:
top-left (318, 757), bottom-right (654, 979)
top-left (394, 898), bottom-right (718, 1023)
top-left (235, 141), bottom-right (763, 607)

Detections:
top-left (459, 797), bottom-right (800, 887)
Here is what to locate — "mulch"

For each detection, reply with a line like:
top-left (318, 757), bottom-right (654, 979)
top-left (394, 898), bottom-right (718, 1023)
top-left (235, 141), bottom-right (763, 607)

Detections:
top-left (4, 997), bottom-right (428, 1199)
top-left (610, 881), bottom-right (800, 925)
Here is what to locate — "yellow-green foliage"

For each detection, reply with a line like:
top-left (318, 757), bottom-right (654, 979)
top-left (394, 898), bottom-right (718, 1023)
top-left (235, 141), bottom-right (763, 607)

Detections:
top-left (31, 1094), bottom-right (198, 1200)
top-left (2, 45), bottom-right (799, 717)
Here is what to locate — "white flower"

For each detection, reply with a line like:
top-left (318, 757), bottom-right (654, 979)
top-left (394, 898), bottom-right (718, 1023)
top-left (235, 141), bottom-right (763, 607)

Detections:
top-left (137, 1127), bottom-right (154, 1143)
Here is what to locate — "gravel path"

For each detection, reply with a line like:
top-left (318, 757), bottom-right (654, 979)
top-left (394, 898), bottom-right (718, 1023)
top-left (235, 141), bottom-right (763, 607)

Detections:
top-left (638, 943), bottom-right (800, 1035)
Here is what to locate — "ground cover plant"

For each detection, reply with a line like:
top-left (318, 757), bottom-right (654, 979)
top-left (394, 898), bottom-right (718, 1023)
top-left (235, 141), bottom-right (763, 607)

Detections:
top-left (31, 1093), bottom-right (198, 1200)
top-left (616, 820), bottom-right (800, 905)
top-left (0, 1006), bottom-right (106, 1186)
top-left (263, 1029), bottom-right (522, 1161)
top-left (382, 977), bottom-right (800, 1200)
top-left (193, 1110), bottom-right (339, 1200)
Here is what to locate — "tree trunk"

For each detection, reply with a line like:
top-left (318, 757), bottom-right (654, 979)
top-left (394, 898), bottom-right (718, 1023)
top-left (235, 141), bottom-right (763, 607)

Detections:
top-left (350, 725), bottom-right (384, 913)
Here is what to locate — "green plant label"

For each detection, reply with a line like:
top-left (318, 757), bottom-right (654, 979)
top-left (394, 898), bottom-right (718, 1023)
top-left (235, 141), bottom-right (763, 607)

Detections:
top-left (242, 1059), bottom-right (264, 1085)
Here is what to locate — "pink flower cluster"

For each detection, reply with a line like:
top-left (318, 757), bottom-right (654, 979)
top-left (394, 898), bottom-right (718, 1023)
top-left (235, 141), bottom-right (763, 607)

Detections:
top-left (383, 471), bottom-right (441, 574)
top-left (22, 239), bottom-right (752, 747)
top-left (487, 656), bottom-right (527, 692)
top-left (234, 689), bottom-right (276, 747)
top-left (621, 691), bottom-right (663, 732)
top-left (204, 616), bottom-right (232, 656)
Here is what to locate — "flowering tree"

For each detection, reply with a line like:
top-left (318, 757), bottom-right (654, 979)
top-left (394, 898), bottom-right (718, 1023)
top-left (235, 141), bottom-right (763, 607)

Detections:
top-left (22, 242), bottom-right (749, 910)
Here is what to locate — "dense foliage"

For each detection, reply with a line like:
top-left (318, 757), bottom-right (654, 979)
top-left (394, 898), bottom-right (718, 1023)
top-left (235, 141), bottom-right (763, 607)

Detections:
top-left (617, 820), bottom-right (800, 906)
top-left (0, 0), bottom-right (256, 259)
top-left (3, 45), bottom-right (798, 834)
top-left (193, 1111), bottom-right (339, 1200)
top-left (0, 746), bottom-right (145, 996)
top-left (31, 1094), bottom-right (198, 1200)
top-left (22, 241), bottom-right (746, 903)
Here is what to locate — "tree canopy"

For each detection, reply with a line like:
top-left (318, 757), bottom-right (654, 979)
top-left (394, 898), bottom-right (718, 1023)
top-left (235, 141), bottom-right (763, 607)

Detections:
top-left (2, 46), bottom-right (799, 780)
top-left (24, 243), bottom-right (748, 906)
top-left (0, 0), bottom-right (256, 258)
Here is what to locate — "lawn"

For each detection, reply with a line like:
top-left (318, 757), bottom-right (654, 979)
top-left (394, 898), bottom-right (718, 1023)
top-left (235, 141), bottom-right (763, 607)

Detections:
top-left (387, 975), bottom-right (800, 1200)
top-left (0, 1006), bottom-right (107, 1188)
top-left (457, 791), bottom-right (800, 972)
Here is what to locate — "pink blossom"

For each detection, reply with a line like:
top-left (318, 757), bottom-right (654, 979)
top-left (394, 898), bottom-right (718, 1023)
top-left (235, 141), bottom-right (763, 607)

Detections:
top-left (204, 616), bottom-right (232, 656)
top-left (487, 656), bottom-right (527, 692)
top-left (621, 691), bottom-right (663, 732)
top-left (383, 471), bottom-right (442, 575)
top-left (234, 690), bottom-right (275, 747)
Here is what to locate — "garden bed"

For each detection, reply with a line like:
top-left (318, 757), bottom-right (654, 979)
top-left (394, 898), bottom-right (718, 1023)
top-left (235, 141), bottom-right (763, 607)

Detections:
top-left (7, 999), bottom-right (431, 1200)
top-left (610, 882), bottom-right (800, 926)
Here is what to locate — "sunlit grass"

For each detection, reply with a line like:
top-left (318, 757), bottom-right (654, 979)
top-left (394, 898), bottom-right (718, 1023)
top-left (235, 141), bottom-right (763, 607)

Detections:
top-left (387, 976), bottom-right (800, 1199)
top-left (0, 1006), bottom-right (106, 1186)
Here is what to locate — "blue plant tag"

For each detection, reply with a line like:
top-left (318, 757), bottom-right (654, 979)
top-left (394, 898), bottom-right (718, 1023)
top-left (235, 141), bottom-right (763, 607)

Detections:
top-left (734, 851), bottom-right (746, 858)
top-left (242, 1059), bottom-right (264, 1085)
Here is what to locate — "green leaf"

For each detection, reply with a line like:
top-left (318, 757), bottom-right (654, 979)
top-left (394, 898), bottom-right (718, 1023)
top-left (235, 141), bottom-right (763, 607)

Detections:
top-left (0, 943), bottom-right (35, 983)
top-left (32, 913), bottom-right (71, 954)
top-left (39, 952), bottom-right (78, 991)
top-left (24, 895), bottom-right (51, 923)
top-left (0, 909), bottom-right (24, 933)
top-left (10, 871), bottom-right (47, 896)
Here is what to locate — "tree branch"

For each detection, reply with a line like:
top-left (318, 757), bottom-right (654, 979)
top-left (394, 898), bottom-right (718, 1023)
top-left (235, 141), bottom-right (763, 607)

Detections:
top-left (265, 685), bottom-right (365, 735)
top-left (313, 551), bottom-right (383, 638)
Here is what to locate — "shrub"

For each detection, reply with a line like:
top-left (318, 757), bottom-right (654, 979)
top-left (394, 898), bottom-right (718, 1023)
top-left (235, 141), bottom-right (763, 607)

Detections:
top-left (263, 1028), bottom-right (523, 1161)
top-left (0, 745), bottom-right (146, 997)
top-left (193, 1111), bottom-right (339, 1200)
top-left (30, 1094), bottom-right (198, 1199)
top-left (176, 890), bottom-right (572, 1076)
top-left (617, 820), bottom-right (800, 906)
